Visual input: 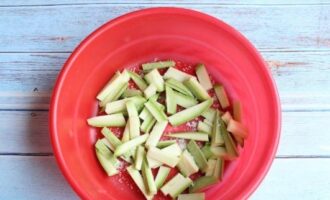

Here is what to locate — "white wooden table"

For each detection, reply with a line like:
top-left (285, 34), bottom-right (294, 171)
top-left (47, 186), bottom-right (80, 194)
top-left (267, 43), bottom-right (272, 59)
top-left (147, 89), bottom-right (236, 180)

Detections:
top-left (1, 1), bottom-right (330, 199)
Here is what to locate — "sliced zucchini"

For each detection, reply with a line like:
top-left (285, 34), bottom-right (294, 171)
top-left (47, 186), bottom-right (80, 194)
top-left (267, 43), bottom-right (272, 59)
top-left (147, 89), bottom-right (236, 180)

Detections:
top-left (134, 146), bottom-right (145, 170)
top-left (127, 166), bottom-right (153, 200)
top-left (101, 127), bottom-right (122, 147)
top-left (161, 173), bottom-right (192, 198)
top-left (145, 121), bottom-right (168, 148)
top-left (155, 166), bottom-right (171, 189)
top-left (167, 132), bottom-right (209, 141)
top-left (165, 78), bottom-right (194, 97)
top-left (142, 158), bottom-right (157, 195)
top-left (95, 139), bottom-right (119, 176)
top-left (144, 69), bottom-right (164, 92)
top-left (144, 100), bottom-right (167, 122)
top-left (105, 96), bottom-right (146, 114)
top-left (163, 67), bottom-right (193, 82)
top-left (87, 113), bottom-right (126, 127)
top-left (100, 138), bottom-right (115, 152)
top-left (177, 149), bottom-right (199, 177)
top-left (122, 88), bottom-right (142, 98)
top-left (156, 140), bottom-right (177, 148)
top-left (178, 193), bottom-right (205, 200)
top-left (139, 107), bottom-right (150, 121)
top-left (227, 119), bottom-right (248, 139)
top-left (128, 71), bottom-right (148, 91)
top-left (189, 176), bottom-right (218, 193)
top-left (211, 111), bottom-right (224, 146)
top-left (165, 86), bottom-right (177, 114)
top-left (213, 158), bottom-right (224, 180)
top-left (187, 140), bottom-right (208, 172)
top-left (129, 115), bottom-right (141, 139)
top-left (99, 82), bottom-right (128, 107)
top-left (142, 60), bottom-right (175, 71)
top-left (184, 77), bottom-right (210, 101)
top-left (196, 64), bottom-right (212, 90)
top-left (147, 147), bottom-right (180, 167)
top-left (114, 134), bottom-right (149, 156)
top-left (126, 100), bottom-right (139, 117)
top-left (97, 71), bottom-right (129, 101)
top-left (201, 144), bottom-right (213, 160)
top-left (95, 139), bottom-right (119, 166)
top-left (205, 159), bottom-right (217, 176)
top-left (140, 112), bottom-right (157, 133)
top-left (122, 121), bottom-right (130, 142)
top-left (210, 146), bottom-right (227, 158)
top-left (201, 108), bottom-right (216, 122)
top-left (220, 119), bottom-right (239, 159)
top-left (173, 91), bottom-right (198, 108)
top-left (168, 99), bottom-right (212, 126)
top-left (197, 121), bottom-right (212, 135)
top-left (214, 84), bottom-right (230, 109)
top-left (144, 84), bottom-right (157, 99)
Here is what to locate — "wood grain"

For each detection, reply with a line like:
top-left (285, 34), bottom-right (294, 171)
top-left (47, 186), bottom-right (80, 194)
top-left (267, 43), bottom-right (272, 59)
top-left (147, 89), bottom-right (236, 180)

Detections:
top-left (1, 156), bottom-right (329, 199)
top-left (1, 110), bottom-right (329, 156)
top-left (1, 0), bottom-right (330, 6)
top-left (0, 5), bottom-right (329, 52)
top-left (1, 51), bottom-right (330, 110)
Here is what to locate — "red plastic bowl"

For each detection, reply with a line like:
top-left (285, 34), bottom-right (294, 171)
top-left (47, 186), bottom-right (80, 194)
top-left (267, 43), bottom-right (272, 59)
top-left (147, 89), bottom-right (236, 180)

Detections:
top-left (50, 7), bottom-right (281, 200)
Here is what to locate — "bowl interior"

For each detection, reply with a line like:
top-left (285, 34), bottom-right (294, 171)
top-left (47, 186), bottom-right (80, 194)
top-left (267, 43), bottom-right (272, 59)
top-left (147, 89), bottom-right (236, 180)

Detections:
top-left (51, 8), bottom-right (280, 200)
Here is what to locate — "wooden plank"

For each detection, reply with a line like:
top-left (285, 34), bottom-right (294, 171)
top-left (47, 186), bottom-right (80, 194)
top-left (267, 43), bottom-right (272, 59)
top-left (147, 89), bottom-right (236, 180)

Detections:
top-left (0, 5), bottom-right (329, 52)
top-left (1, 0), bottom-right (330, 6)
top-left (252, 158), bottom-right (330, 199)
top-left (1, 110), bottom-right (330, 156)
top-left (1, 156), bottom-right (329, 199)
top-left (1, 51), bottom-right (330, 110)
top-left (0, 155), bottom-right (78, 200)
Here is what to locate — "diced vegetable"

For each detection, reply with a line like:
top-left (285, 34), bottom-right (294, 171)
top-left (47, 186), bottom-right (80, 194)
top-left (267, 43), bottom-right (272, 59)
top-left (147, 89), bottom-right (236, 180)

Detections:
top-left (122, 88), bottom-right (143, 98)
top-left (210, 146), bottom-right (227, 158)
top-left (145, 121), bottom-right (168, 148)
top-left (196, 64), bottom-right (212, 90)
top-left (220, 119), bottom-right (239, 159)
top-left (205, 159), bottom-right (217, 176)
top-left (214, 84), bottom-right (230, 109)
top-left (201, 144), bottom-right (213, 160)
top-left (178, 193), bottom-right (205, 200)
top-left (115, 134), bottom-right (149, 156)
top-left (167, 132), bottom-right (209, 141)
top-left (142, 159), bottom-right (157, 195)
top-left (142, 60), bottom-right (175, 71)
top-left (173, 91), bottom-right (198, 108)
top-left (163, 67), bottom-right (193, 82)
top-left (87, 113), bottom-right (126, 127)
top-left (147, 147), bottom-right (180, 167)
top-left (144, 84), bottom-right (157, 99)
top-left (213, 158), bottom-right (224, 180)
top-left (165, 78), bottom-right (194, 97)
top-left (197, 121), bottom-right (212, 135)
top-left (134, 146), bottom-right (145, 170)
top-left (127, 166), bottom-right (153, 200)
top-left (165, 86), bottom-right (177, 114)
top-left (122, 121), bottom-right (130, 142)
top-left (97, 70), bottom-right (130, 101)
top-left (99, 82), bottom-right (128, 107)
top-left (211, 111), bottom-right (224, 146)
top-left (105, 96), bottom-right (146, 114)
top-left (177, 150), bottom-right (199, 177)
top-left (233, 101), bottom-right (242, 122)
top-left (144, 100), bottom-right (167, 122)
top-left (144, 69), bottom-right (164, 92)
top-left (227, 119), bottom-right (248, 139)
top-left (184, 77), bottom-right (210, 101)
top-left (168, 99), bottom-right (212, 126)
top-left (161, 173), bottom-right (192, 198)
top-left (157, 140), bottom-right (177, 148)
top-left (189, 176), bottom-right (218, 193)
top-left (201, 108), bottom-right (216, 122)
top-left (155, 166), bottom-right (171, 189)
top-left (187, 140), bottom-right (208, 172)
top-left (221, 111), bottom-right (233, 125)
top-left (128, 71), bottom-right (148, 91)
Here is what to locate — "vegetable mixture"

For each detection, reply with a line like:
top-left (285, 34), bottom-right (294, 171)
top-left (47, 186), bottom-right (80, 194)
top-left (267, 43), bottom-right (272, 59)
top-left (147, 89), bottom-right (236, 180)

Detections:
top-left (87, 60), bottom-right (248, 200)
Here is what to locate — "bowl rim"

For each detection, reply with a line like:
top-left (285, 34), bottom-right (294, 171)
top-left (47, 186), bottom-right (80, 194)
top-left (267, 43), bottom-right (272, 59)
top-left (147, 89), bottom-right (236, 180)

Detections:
top-left (49, 7), bottom-right (281, 200)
